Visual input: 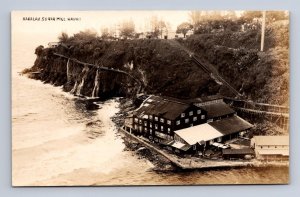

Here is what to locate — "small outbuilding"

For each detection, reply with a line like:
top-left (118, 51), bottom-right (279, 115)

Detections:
top-left (222, 148), bottom-right (254, 160)
top-left (251, 135), bottom-right (289, 161)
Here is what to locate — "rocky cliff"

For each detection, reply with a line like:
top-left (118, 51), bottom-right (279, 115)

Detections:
top-left (26, 26), bottom-right (289, 105)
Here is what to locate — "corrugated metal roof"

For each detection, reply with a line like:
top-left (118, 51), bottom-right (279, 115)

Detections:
top-left (174, 124), bottom-right (223, 145)
top-left (169, 141), bottom-right (191, 151)
top-left (174, 115), bottom-right (252, 145)
top-left (222, 148), bottom-right (254, 155)
top-left (198, 101), bottom-right (235, 119)
top-left (209, 115), bottom-right (253, 135)
top-left (134, 95), bottom-right (191, 120)
top-left (254, 136), bottom-right (289, 146)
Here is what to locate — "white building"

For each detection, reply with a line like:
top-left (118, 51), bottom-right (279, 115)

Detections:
top-left (48, 42), bottom-right (60, 48)
top-left (251, 136), bottom-right (289, 161)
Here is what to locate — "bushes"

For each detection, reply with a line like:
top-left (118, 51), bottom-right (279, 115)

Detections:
top-left (29, 20), bottom-right (288, 104)
top-left (182, 20), bottom-right (289, 105)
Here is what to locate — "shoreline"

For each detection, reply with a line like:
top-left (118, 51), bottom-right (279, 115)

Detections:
top-left (118, 127), bottom-right (289, 170)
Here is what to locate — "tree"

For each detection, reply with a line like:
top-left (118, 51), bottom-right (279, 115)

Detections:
top-left (176, 22), bottom-right (193, 37)
top-left (189, 11), bottom-right (203, 26)
top-left (241, 11), bottom-right (262, 23)
top-left (119, 20), bottom-right (135, 39)
top-left (100, 27), bottom-right (111, 39)
top-left (73, 29), bottom-right (98, 42)
top-left (35, 45), bottom-right (44, 56)
top-left (266, 11), bottom-right (288, 23)
top-left (58, 32), bottom-right (69, 43)
top-left (149, 16), bottom-right (167, 38)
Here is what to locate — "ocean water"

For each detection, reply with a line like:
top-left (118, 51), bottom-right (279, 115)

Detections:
top-left (11, 34), bottom-right (288, 186)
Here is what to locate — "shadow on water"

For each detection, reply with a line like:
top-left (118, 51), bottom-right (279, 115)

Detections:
top-left (71, 98), bottom-right (107, 139)
top-left (74, 99), bottom-right (96, 111)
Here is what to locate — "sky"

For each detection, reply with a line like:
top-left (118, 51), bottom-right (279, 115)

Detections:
top-left (11, 11), bottom-right (193, 69)
top-left (12, 11), bottom-right (192, 39)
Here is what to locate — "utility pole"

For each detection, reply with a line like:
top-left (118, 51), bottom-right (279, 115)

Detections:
top-left (260, 11), bottom-right (266, 51)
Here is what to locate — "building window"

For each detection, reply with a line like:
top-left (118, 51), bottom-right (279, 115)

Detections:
top-left (144, 127), bottom-right (147, 132)
top-left (139, 120), bottom-right (142, 124)
top-left (167, 120), bottom-right (171, 125)
top-left (134, 118), bottom-right (138, 123)
top-left (139, 126), bottom-right (142, 131)
top-left (161, 126), bottom-right (164, 131)
top-left (134, 125), bottom-right (137, 129)
top-left (181, 113), bottom-right (185, 118)
top-left (193, 145), bottom-right (197, 150)
top-left (201, 115), bottom-right (205, 119)
top-left (154, 116), bottom-right (158, 121)
top-left (197, 109), bottom-right (201, 114)
top-left (150, 129), bottom-right (152, 134)
top-left (176, 120), bottom-right (180, 125)
top-left (155, 124), bottom-right (158, 129)
top-left (167, 128), bottom-right (171, 134)
top-left (185, 118), bottom-right (189, 123)
top-left (149, 123), bottom-right (152, 128)
top-left (149, 115), bottom-right (153, 120)
top-left (189, 111), bottom-right (193, 116)
top-left (193, 117), bottom-right (197, 121)
top-left (144, 122), bottom-right (147, 126)
top-left (160, 118), bottom-right (164, 123)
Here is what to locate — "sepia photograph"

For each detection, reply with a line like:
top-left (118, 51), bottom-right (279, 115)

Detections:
top-left (12, 10), bottom-right (289, 186)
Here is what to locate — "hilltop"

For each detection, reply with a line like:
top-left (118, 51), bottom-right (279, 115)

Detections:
top-left (26, 20), bottom-right (289, 105)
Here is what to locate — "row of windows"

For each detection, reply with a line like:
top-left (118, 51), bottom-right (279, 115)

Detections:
top-left (259, 145), bottom-right (287, 149)
top-left (139, 116), bottom-right (173, 125)
top-left (176, 115), bottom-right (205, 125)
top-left (135, 110), bottom-right (202, 123)
top-left (180, 110), bottom-right (202, 118)
top-left (134, 113), bottom-right (205, 126)
top-left (134, 125), bottom-right (171, 133)
top-left (136, 115), bottom-right (204, 127)
top-left (134, 118), bottom-right (172, 125)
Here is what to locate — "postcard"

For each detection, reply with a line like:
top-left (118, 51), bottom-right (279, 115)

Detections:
top-left (12, 10), bottom-right (289, 186)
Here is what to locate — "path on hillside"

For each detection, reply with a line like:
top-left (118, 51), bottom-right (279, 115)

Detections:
top-left (168, 40), bottom-right (289, 125)
top-left (168, 40), bottom-right (243, 98)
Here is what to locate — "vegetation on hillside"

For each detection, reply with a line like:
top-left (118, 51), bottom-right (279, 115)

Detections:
top-left (28, 11), bottom-right (289, 106)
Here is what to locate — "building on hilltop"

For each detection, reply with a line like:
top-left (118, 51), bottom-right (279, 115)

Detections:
top-left (48, 42), bottom-right (61, 48)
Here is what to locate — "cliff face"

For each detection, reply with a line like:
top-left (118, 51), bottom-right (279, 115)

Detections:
top-left (29, 39), bottom-right (221, 100)
top-left (28, 24), bottom-right (288, 105)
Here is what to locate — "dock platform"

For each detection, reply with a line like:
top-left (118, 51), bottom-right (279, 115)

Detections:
top-left (120, 128), bottom-right (256, 170)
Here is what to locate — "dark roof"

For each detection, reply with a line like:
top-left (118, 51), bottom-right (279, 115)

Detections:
top-left (209, 115), bottom-right (253, 135)
top-left (134, 95), bottom-right (194, 120)
top-left (222, 148), bottom-right (254, 155)
top-left (199, 101), bottom-right (235, 119)
top-left (187, 95), bottom-right (223, 103)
